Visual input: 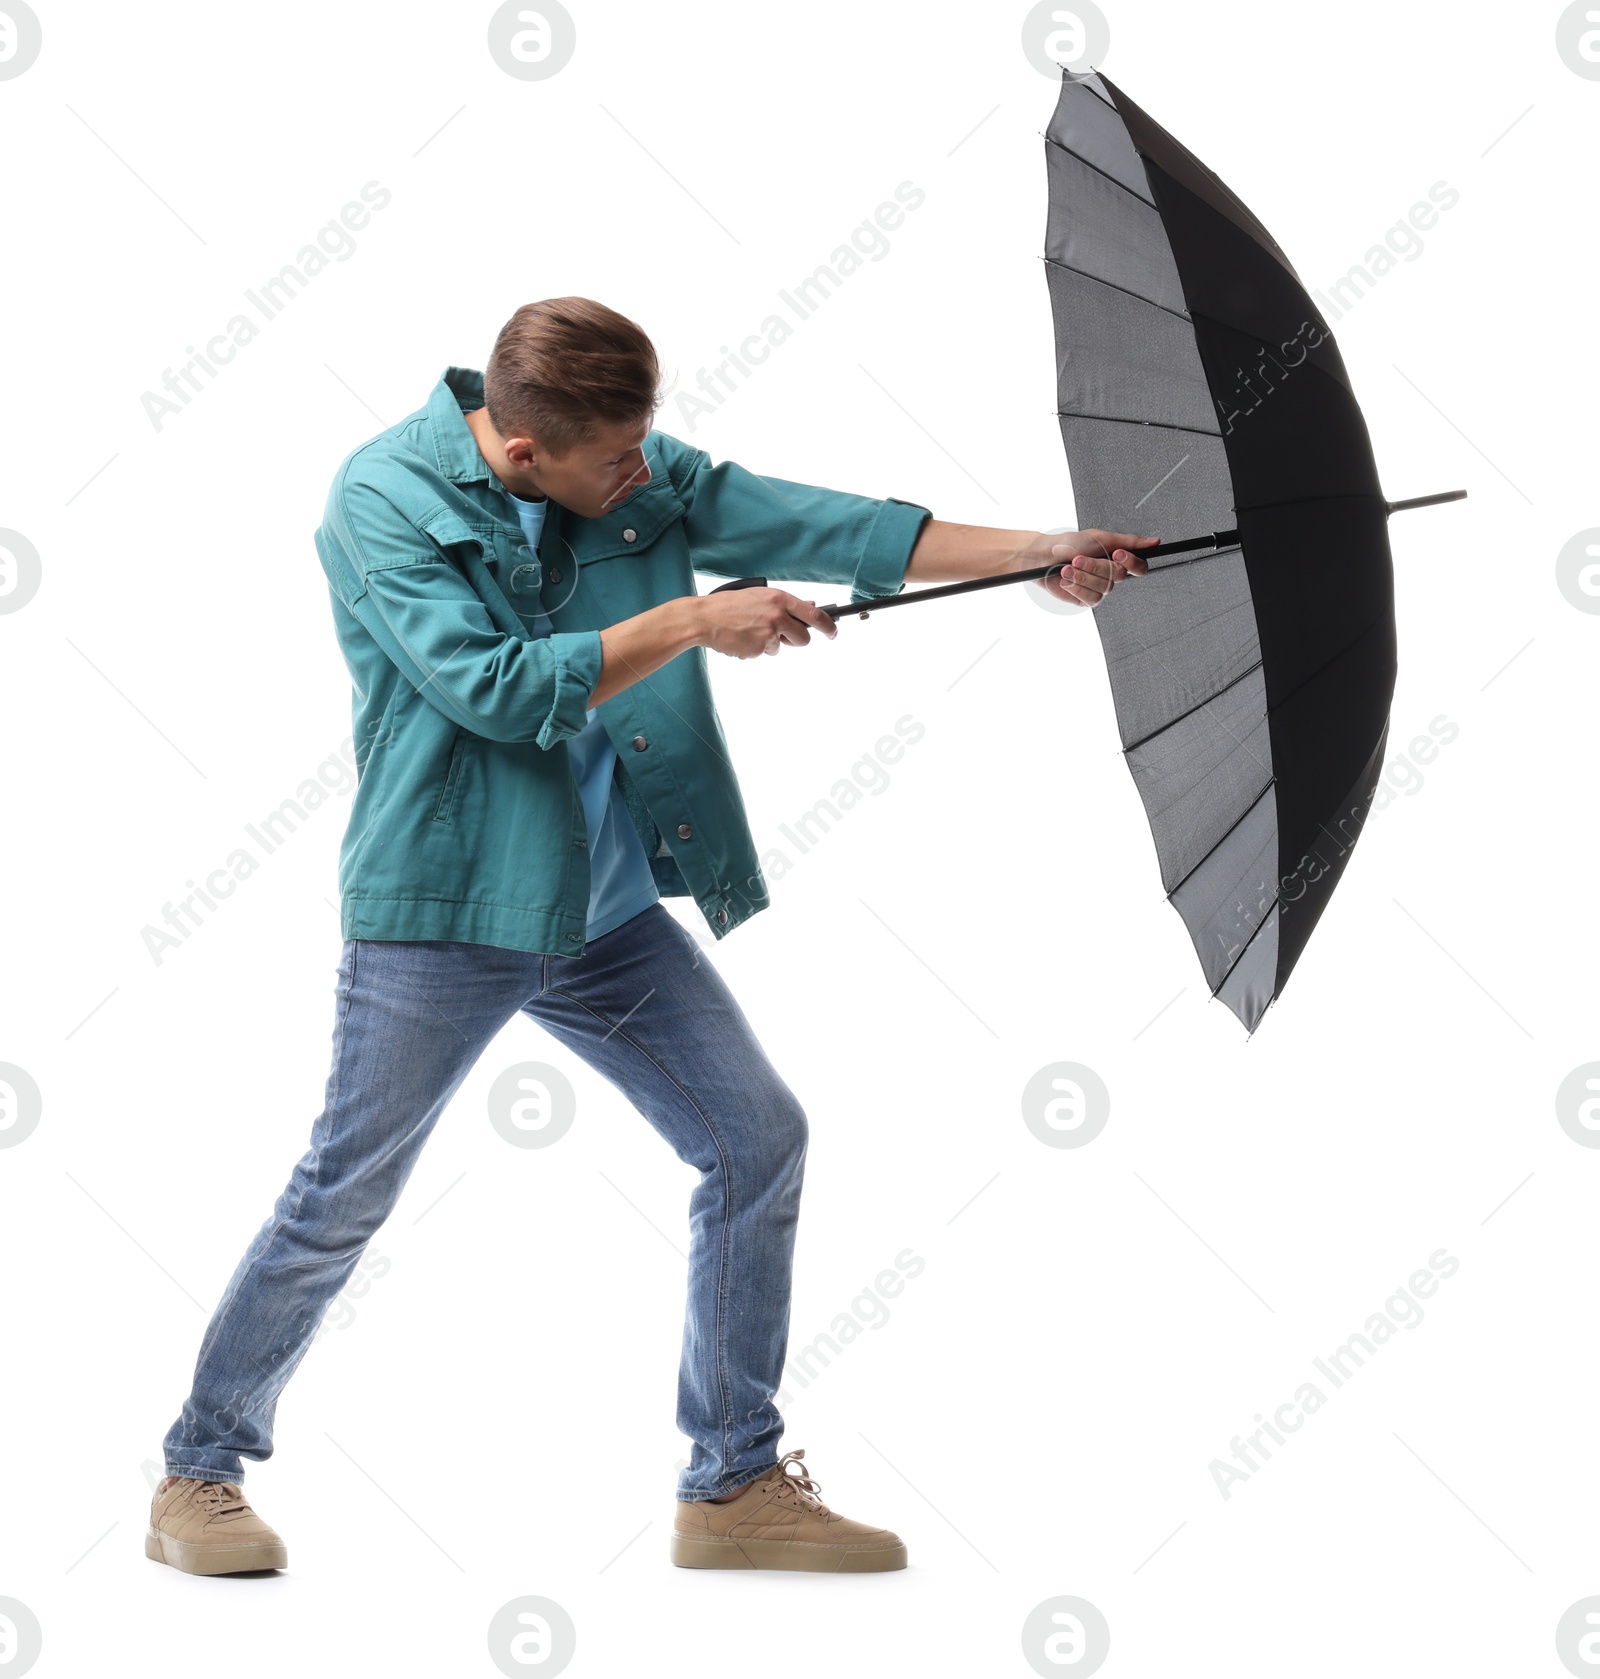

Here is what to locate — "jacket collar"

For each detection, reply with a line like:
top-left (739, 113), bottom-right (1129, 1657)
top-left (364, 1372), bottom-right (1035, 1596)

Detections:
top-left (430, 367), bottom-right (496, 485)
top-left (423, 366), bottom-right (670, 550)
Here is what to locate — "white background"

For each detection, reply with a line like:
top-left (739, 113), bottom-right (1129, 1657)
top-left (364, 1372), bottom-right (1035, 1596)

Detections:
top-left (1, 1), bottom-right (1595, 1675)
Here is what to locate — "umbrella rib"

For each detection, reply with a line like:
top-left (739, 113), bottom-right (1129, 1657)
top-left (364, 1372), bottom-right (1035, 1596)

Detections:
top-left (1120, 658), bottom-right (1264, 754)
top-left (1163, 778), bottom-right (1276, 902)
top-left (1056, 411), bottom-right (1222, 437)
top-left (1209, 894), bottom-right (1280, 1002)
top-left (1182, 312), bottom-right (1361, 400)
top-left (1042, 130), bottom-right (1158, 209)
top-left (1115, 631), bottom-right (1274, 795)
top-left (1041, 255), bottom-right (1193, 325)
top-left (1231, 489), bottom-right (1387, 518)
top-left (1063, 70), bottom-right (1119, 111)
top-left (1108, 587), bottom-right (1256, 657)
top-left (1262, 608), bottom-right (1392, 722)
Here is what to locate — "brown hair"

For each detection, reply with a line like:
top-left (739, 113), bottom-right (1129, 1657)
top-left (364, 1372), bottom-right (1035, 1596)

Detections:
top-left (483, 297), bottom-right (661, 456)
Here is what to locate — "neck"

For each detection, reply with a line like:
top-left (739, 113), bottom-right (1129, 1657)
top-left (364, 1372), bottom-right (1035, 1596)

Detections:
top-left (465, 405), bottom-right (545, 500)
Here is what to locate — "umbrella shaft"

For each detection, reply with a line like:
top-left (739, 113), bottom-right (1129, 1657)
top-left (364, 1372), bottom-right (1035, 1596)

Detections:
top-left (824, 489), bottom-right (1466, 619)
top-left (825, 528), bottom-right (1239, 619)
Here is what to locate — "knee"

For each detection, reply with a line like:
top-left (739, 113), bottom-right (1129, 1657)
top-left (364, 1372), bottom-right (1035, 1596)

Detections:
top-left (274, 1170), bottom-right (384, 1258)
top-left (746, 1081), bottom-right (808, 1180)
top-left (778, 1083), bottom-right (809, 1152)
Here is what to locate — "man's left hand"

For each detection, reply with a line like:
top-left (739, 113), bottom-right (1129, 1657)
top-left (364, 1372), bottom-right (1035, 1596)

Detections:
top-left (1026, 529), bottom-right (1159, 608)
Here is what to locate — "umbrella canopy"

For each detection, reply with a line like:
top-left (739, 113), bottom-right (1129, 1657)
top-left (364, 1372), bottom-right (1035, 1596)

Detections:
top-left (1043, 68), bottom-right (1399, 1030)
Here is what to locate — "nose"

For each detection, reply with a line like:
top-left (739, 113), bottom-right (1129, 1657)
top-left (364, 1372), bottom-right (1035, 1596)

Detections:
top-left (605, 458), bottom-right (649, 509)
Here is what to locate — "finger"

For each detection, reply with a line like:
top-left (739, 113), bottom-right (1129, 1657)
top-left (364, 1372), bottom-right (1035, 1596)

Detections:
top-left (1068, 555), bottom-right (1116, 591)
top-left (1041, 571), bottom-right (1073, 602)
top-left (1087, 550), bottom-right (1137, 586)
top-left (1109, 545), bottom-right (1146, 577)
top-left (1051, 551), bottom-right (1108, 594)
top-left (1048, 570), bottom-right (1100, 606)
top-left (1045, 563), bottom-right (1105, 603)
top-left (1050, 547), bottom-right (1109, 585)
top-left (786, 596), bottom-right (837, 640)
top-left (775, 613), bottom-right (813, 647)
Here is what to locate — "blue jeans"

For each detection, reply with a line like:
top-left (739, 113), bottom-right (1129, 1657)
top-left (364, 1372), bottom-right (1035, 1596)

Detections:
top-left (162, 904), bottom-right (807, 1501)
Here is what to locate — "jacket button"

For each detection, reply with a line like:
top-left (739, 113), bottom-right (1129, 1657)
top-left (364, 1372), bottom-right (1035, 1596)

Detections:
top-left (548, 566), bottom-right (562, 583)
top-left (622, 528), bottom-right (637, 542)
top-left (565, 932), bottom-right (581, 942)
top-left (677, 823), bottom-right (692, 839)
top-left (715, 909), bottom-right (729, 925)
top-left (631, 735), bottom-right (648, 751)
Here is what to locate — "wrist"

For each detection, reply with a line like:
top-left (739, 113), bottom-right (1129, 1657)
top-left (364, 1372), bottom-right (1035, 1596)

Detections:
top-left (668, 594), bottom-right (708, 652)
top-left (963, 528), bottom-right (1044, 580)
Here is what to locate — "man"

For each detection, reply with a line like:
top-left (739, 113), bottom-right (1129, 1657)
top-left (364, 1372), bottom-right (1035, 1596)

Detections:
top-left (148, 297), bottom-right (1153, 1577)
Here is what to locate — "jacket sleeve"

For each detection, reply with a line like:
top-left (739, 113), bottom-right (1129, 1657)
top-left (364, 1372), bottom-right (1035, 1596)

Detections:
top-left (664, 438), bottom-right (932, 604)
top-left (330, 476), bottom-right (603, 749)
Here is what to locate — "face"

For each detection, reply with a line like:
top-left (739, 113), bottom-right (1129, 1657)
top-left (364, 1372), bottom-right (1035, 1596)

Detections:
top-left (511, 417), bottom-right (652, 519)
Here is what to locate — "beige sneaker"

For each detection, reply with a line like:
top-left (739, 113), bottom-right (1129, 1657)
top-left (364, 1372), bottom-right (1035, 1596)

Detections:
top-left (145, 1476), bottom-right (288, 1575)
top-left (671, 1449), bottom-right (907, 1572)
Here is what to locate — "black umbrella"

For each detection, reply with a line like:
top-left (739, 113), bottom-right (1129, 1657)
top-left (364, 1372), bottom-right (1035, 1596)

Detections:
top-left (714, 68), bottom-right (1463, 1031)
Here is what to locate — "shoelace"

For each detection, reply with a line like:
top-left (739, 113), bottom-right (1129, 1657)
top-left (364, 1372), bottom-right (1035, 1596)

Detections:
top-left (768, 1450), bottom-right (835, 1518)
top-left (191, 1481), bottom-right (253, 1523)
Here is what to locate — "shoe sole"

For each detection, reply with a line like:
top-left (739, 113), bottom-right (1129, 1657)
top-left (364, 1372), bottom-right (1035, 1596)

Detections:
top-left (670, 1532), bottom-right (907, 1572)
top-left (145, 1528), bottom-right (288, 1575)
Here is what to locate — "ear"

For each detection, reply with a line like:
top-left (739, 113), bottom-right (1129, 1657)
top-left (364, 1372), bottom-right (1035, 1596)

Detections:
top-left (503, 432), bottom-right (543, 468)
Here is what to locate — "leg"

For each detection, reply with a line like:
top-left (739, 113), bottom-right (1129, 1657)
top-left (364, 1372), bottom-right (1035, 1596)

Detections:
top-left (162, 937), bottom-right (538, 1483)
top-left (519, 905), bottom-right (808, 1501)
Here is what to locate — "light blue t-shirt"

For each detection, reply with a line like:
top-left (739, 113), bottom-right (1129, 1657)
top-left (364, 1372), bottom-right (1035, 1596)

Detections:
top-left (508, 491), bottom-right (660, 943)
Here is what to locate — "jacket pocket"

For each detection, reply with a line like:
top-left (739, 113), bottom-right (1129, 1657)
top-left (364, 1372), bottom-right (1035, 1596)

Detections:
top-left (433, 729), bottom-right (469, 823)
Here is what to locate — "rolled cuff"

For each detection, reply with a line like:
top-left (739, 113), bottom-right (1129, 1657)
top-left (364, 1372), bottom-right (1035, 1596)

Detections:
top-left (535, 629), bottom-right (605, 750)
top-left (850, 497), bottom-right (933, 604)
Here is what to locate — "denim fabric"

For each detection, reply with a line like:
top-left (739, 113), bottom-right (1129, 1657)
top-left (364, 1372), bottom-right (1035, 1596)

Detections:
top-left (316, 367), bottom-right (932, 956)
top-left (162, 904), bottom-right (806, 1500)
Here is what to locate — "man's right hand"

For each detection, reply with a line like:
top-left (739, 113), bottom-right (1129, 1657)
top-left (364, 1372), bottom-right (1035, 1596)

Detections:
top-left (693, 587), bottom-right (838, 660)
top-left (587, 588), bottom-right (836, 710)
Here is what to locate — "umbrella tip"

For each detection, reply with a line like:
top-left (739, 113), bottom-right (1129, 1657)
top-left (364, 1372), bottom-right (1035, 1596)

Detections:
top-left (1386, 489), bottom-right (1468, 516)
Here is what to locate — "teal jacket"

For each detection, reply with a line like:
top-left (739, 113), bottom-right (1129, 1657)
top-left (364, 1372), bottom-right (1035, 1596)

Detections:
top-left (315, 368), bottom-right (932, 955)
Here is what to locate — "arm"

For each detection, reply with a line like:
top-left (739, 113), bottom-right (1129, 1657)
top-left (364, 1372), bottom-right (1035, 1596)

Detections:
top-left (333, 476), bottom-right (604, 748)
top-left (583, 512), bottom-right (1168, 704)
top-left (661, 438), bottom-right (931, 602)
top-left (904, 519), bottom-right (1161, 605)
top-left (334, 474), bottom-right (834, 728)
top-left (587, 589), bottom-right (840, 706)
top-left (655, 434), bottom-right (1156, 609)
